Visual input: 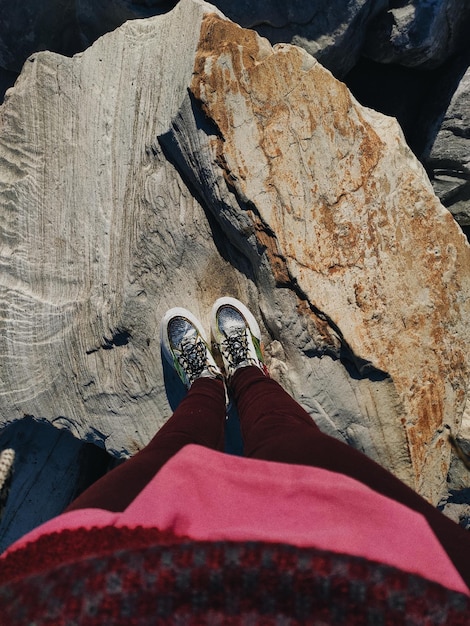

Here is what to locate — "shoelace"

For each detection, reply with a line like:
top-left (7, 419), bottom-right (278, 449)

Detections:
top-left (177, 335), bottom-right (209, 382)
top-left (221, 328), bottom-right (253, 370)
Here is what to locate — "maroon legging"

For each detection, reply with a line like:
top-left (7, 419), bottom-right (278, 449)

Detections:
top-left (67, 366), bottom-right (470, 587)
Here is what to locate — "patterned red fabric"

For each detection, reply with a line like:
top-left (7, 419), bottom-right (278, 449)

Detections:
top-left (1, 526), bottom-right (469, 625)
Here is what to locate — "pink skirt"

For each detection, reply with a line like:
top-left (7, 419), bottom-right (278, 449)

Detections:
top-left (3, 444), bottom-right (468, 595)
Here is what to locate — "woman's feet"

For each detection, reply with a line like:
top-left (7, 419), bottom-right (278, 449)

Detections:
top-left (160, 298), bottom-right (268, 387)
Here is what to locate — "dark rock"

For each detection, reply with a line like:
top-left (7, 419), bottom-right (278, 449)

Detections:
top-left (0, 0), bottom-right (177, 74)
top-left (364, 0), bottom-right (470, 69)
top-left (344, 51), bottom-right (469, 159)
top-left (426, 63), bottom-right (470, 225)
top-left (0, 66), bottom-right (17, 102)
top-left (0, 417), bottom-right (116, 551)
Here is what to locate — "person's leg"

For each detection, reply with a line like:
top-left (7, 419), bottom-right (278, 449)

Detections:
top-left (66, 376), bottom-right (226, 512)
top-left (67, 307), bottom-right (226, 513)
top-left (231, 365), bottom-right (470, 588)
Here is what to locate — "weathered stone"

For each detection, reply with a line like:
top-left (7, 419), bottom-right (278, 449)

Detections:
top-left (440, 500), bottom-right (470, 529)
top-left (0, 0), bottom-right (233, 459)
top-left (1, 0), bottom-right (468, 188)
top-left (428, 67), bottom-right (470, 225)
top-left (364, 0), bottom-right (470, 68)
top-left (3, 0), bottom-right (468, 79)
top-left (0, 0), bottom-right (469, 551)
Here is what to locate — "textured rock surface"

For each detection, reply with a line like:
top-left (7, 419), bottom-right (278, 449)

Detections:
top-left (1, 1), bottom-right (469, 220)
top-left (428, 67), bottom-right (470, 225)
top-left (0, 0), bottom-right (230, 457)
top-left (0, 0), bottom-right (470, 545)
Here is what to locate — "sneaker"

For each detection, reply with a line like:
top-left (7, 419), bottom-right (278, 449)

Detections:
top-left (211, 297), bottom-right (269, 379)
top-left (160, 308), bottom-right (223, 388)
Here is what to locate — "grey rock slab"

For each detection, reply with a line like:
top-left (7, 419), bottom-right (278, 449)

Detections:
top-left (364, 0), bottom-right (470, 68)
top-left (0, 0), bottom-right (370, 471)
top-left (428, 67), bottom-right (470, 224)
top-left (0, 0), bottom-right (227, 457)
